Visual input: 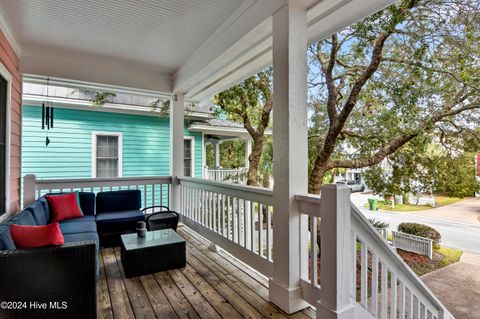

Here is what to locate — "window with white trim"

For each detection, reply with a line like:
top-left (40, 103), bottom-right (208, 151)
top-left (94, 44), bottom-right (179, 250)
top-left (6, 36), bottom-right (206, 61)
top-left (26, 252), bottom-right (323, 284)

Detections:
top-left (184, 138), bottom-right (194, 177)
top-left (93, 133), bottom-right (122, 178)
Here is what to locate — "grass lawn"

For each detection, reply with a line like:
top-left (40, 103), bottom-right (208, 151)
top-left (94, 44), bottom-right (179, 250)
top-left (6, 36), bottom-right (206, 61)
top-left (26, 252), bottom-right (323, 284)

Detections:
top-left (434, 195), bottom-right (462, 206)
top-left (364, 202), bottom-right (431, 211)
top-left (398, 246), bottom-right (463, 276)
top-left (364, 195), bottom-right (463, 212)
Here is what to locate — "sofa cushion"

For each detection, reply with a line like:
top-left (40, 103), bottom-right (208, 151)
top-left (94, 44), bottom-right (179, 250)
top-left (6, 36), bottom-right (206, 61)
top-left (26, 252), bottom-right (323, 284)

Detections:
top-left (6, 210), bottom-right (37, 226)
top-left (25, 200), bottom-right (49, 225)
top-left (37, 196), bottom-right (51, 222)
top-left (46, 193), bottom-right (84, 222)
top-left (10, 222), bottom-right (64, 249)
top-left (0, 225), bottom-right (15, 250)
top-left (96, 210), bottom-right (145, 225)
top-left (96, 190), bottom-right (141, 214)
top-left (78, 192), bottom-right (96, 216)
top-left (59, 215), bottom-right (96, 223)
top-left (59, 220), bottom-right (97, 235)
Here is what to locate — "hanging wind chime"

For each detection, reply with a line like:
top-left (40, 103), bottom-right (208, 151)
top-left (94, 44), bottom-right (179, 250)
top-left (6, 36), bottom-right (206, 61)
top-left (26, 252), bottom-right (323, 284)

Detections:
top-left (41, 77), bottom-right (54, 146)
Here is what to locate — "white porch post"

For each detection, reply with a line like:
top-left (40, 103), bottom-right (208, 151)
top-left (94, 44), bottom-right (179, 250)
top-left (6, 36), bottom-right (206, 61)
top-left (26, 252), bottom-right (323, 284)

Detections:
top-left (170, 92), bottom-right (184, 212)
top-left (244, 138), bottom-right (252, 168)
top-left (317, 185), bottom-right (354, 319)
top-left (214, 141), bottom-right (221, 168)
top-left (269, 2), bottom-right (309, 314)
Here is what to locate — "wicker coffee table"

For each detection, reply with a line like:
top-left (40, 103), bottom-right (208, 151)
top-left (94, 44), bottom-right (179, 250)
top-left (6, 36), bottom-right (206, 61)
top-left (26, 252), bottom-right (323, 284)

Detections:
top-left (120, 229), bottom-right (186, 278)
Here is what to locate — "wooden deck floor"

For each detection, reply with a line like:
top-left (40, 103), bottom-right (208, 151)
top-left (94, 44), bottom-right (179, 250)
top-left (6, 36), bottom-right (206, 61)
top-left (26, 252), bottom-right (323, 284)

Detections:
top-left (97, 226), bottom-right (315, 319)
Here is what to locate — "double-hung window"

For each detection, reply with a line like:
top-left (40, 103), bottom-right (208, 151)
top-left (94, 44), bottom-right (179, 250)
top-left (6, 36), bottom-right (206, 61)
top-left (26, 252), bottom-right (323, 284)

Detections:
top-left (93, 133), bottom-right (122, 178)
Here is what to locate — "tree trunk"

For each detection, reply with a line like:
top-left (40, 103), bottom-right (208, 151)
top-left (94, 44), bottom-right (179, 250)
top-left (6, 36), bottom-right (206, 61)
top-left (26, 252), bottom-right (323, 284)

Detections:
top-left (308, 159), bottom-right (329, 194)
top-left (246, 136), bottom-right (264, 186)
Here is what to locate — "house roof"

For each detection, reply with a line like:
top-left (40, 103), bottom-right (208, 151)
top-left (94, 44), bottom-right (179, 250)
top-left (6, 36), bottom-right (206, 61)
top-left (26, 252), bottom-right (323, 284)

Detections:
top-left (189, 118), bottom-right (271, 138)
top-left (22, 83), bottom-right (214, 120)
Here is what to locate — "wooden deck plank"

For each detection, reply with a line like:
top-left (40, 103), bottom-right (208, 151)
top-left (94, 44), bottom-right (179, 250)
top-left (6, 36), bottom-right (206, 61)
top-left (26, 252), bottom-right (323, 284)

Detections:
top-left (185, 241), bottom-right (288, 319)
top-left (97, 250), bottom-right (114, 319)
top-left (139, 274), bottom-right (179, 319)
top-left (153, 271), bottom-right (201, 319)
top-left (185, 251), bottom-right (264, 318)
top-left (180, 228), bottom-right (314, 319)
top-left (168, 268), bottom-right (223, 319)
top-left (102, 248), bottom-right (135, 319)
top-left (113, 248), bottom-right (156, 319)
top-left (181, 264), bottom-right (243, 319)
top-left (99, 228), bottom-right (315, 319)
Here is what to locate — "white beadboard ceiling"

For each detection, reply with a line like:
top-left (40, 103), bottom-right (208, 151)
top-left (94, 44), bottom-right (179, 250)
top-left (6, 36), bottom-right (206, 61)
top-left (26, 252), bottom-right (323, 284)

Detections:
top-left (0, 0), bottom-right (396, 99)
top-left (0, 0), bottom-right (243, 73)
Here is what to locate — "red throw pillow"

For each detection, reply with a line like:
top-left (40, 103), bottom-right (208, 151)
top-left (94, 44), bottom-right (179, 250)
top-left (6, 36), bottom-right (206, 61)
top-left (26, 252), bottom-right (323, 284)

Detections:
top-left (10, 223), bottom-right (64, 249)
top-left (46, 192), bottom-right (84, 222)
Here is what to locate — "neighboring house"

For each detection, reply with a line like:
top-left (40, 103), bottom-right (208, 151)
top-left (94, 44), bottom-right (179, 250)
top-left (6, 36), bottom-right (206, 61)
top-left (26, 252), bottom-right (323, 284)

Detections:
top-left (21, 83), bottom-right (254, 185)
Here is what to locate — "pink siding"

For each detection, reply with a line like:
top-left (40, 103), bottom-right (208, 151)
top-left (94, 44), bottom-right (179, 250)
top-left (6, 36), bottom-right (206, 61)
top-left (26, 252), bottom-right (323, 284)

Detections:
top-left (0, 29), bottom-right (21, 214)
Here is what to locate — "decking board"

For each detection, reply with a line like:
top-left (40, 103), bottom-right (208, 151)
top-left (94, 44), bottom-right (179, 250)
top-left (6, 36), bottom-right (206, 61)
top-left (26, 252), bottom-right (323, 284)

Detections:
top-left (99, 226), bottom-right (315, 319)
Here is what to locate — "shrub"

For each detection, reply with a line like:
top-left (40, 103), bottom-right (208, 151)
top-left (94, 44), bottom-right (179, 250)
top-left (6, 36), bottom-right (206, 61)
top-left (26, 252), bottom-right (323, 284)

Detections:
top-left (398, 223), bottom-right (441, 250)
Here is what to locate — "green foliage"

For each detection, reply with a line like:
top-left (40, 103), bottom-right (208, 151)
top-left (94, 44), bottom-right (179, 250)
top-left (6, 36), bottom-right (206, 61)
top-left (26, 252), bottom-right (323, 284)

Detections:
top-left (307, 0), bottom-right (480, 191)
top-left (219, 140), bottom-right (246, 168)
top-left (91, 92), bottom-right (116, 107)
top-left (364, 143), bottom-right (480, 198)
top-left (398, 222), bottom-right (441, 250)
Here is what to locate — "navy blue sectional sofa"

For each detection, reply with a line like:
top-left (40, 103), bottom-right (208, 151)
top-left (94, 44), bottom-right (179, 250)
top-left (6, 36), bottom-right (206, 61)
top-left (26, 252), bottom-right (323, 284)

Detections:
top-left (0, 189), bottom-right (145, 319)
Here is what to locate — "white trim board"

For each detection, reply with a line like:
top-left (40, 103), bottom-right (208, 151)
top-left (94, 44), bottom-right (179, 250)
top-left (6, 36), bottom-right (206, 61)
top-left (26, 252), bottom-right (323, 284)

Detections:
top-left (91, 131), bottom-right (123, 178)
top-left (0, 61), bottom-right (12, 215)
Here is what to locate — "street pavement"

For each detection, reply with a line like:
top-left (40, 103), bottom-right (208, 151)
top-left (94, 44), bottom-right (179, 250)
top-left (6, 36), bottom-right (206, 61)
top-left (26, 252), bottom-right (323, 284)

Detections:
top-left (350, 193), bottom-right (480, 254)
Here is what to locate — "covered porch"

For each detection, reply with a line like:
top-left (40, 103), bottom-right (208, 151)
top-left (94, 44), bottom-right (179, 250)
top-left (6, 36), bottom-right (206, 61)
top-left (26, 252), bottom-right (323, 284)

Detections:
top-left (1, 0), bottom-right (454, 318)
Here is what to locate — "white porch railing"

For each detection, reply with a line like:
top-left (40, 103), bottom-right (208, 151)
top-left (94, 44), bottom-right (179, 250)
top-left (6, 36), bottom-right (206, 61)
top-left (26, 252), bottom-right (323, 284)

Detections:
top-left (205, 167), bottom-right (248, 184)
top-left (178, 176), bottom-right (273, 276)
top-left (351, 204), bottom-right (452, 319)
top-left (23, 174), bottom-right (172, 209)
top-left (22, 175), bottom-right (452, 318)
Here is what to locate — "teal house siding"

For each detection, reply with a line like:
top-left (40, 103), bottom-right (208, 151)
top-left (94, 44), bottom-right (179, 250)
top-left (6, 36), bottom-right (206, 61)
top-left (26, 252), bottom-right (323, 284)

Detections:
top-left (22, 105), bottom-right (203, 180)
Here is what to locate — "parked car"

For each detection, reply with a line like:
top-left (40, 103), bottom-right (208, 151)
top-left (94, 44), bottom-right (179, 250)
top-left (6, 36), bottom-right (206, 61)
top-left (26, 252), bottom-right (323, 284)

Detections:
top-left (336, 180), bottom-right (366, 192)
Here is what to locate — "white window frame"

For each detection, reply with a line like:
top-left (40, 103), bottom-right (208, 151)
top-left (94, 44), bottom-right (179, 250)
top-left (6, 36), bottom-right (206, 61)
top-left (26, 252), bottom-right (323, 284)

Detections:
top-left (0, 62), bottom-right (12, 216)
top-left (91, 131), bottom-right (123, 178)
top-left (184, 136), bottom-right (195, 178)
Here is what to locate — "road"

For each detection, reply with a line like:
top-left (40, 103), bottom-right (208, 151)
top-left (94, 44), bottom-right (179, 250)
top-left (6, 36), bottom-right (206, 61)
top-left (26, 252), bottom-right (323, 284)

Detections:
top-left (357, 206), bottom-right (480, 254)
top-left (350, 191), bottom-right (480, 254)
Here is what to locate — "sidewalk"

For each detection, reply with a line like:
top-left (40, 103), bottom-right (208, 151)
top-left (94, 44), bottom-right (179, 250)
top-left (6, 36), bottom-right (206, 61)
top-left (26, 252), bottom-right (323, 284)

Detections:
top-left (421, 252), bottom-right (480, 318)
top-left (400, 198), bottom-right (480, 225)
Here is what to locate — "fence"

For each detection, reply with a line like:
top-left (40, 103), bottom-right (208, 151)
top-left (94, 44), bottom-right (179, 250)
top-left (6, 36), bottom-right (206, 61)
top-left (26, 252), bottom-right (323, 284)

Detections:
top-left (392, 231), bottom-right (434, 260)
top-left (205, 167), bottom-right (248, 184)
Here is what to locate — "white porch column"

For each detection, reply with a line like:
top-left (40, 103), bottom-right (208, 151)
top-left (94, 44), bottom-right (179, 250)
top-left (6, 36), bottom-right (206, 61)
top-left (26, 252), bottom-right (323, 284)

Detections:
top-left (214, 141), bottom-right (221, 168)
top-left (317, 185), bottom-right (354, 319)
top-left (170, 92), bottom-right (184, 212)
top-left (269, 2), bottom-right (309, 314)
top-left (244, 138), bottom-right (252, 168)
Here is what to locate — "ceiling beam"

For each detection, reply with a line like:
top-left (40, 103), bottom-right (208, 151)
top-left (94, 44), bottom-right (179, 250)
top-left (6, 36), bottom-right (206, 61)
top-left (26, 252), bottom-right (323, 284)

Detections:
top-left (178, 0), bottom-right (398, 101)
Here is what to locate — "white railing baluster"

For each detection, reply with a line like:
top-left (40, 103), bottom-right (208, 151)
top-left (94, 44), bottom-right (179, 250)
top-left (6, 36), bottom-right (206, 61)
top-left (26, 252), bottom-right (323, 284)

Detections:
top-left (391, 273), bottom-right (398, 319)
top-left (266, 205), bottom-right (272, 261)
top-left (258, 203), bottom-right (263, 257)
top-left (407, 289), bottom-right (413, 319)
top-left (250, 201), bottom-right (254, 251)
top-left (360, 241), bottom-right (368, 307)
top-left (399, 281), bottom-right (406, 319)
top-left (372, 253), bottom-right (379, 316)
top-left (310, 216), bottom-right (318, 285)
top-left (381, 263), bottom-right (388, 319)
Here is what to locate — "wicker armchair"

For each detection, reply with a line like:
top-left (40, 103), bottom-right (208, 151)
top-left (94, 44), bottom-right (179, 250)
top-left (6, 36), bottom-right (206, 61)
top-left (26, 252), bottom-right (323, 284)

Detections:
top-left (0, 241), bottom-right (97, 319)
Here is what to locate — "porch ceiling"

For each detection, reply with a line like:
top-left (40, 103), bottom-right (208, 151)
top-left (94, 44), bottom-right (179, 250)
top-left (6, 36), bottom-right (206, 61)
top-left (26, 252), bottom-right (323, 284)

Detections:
top-left (0, 0), bottom-right (396, 100)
